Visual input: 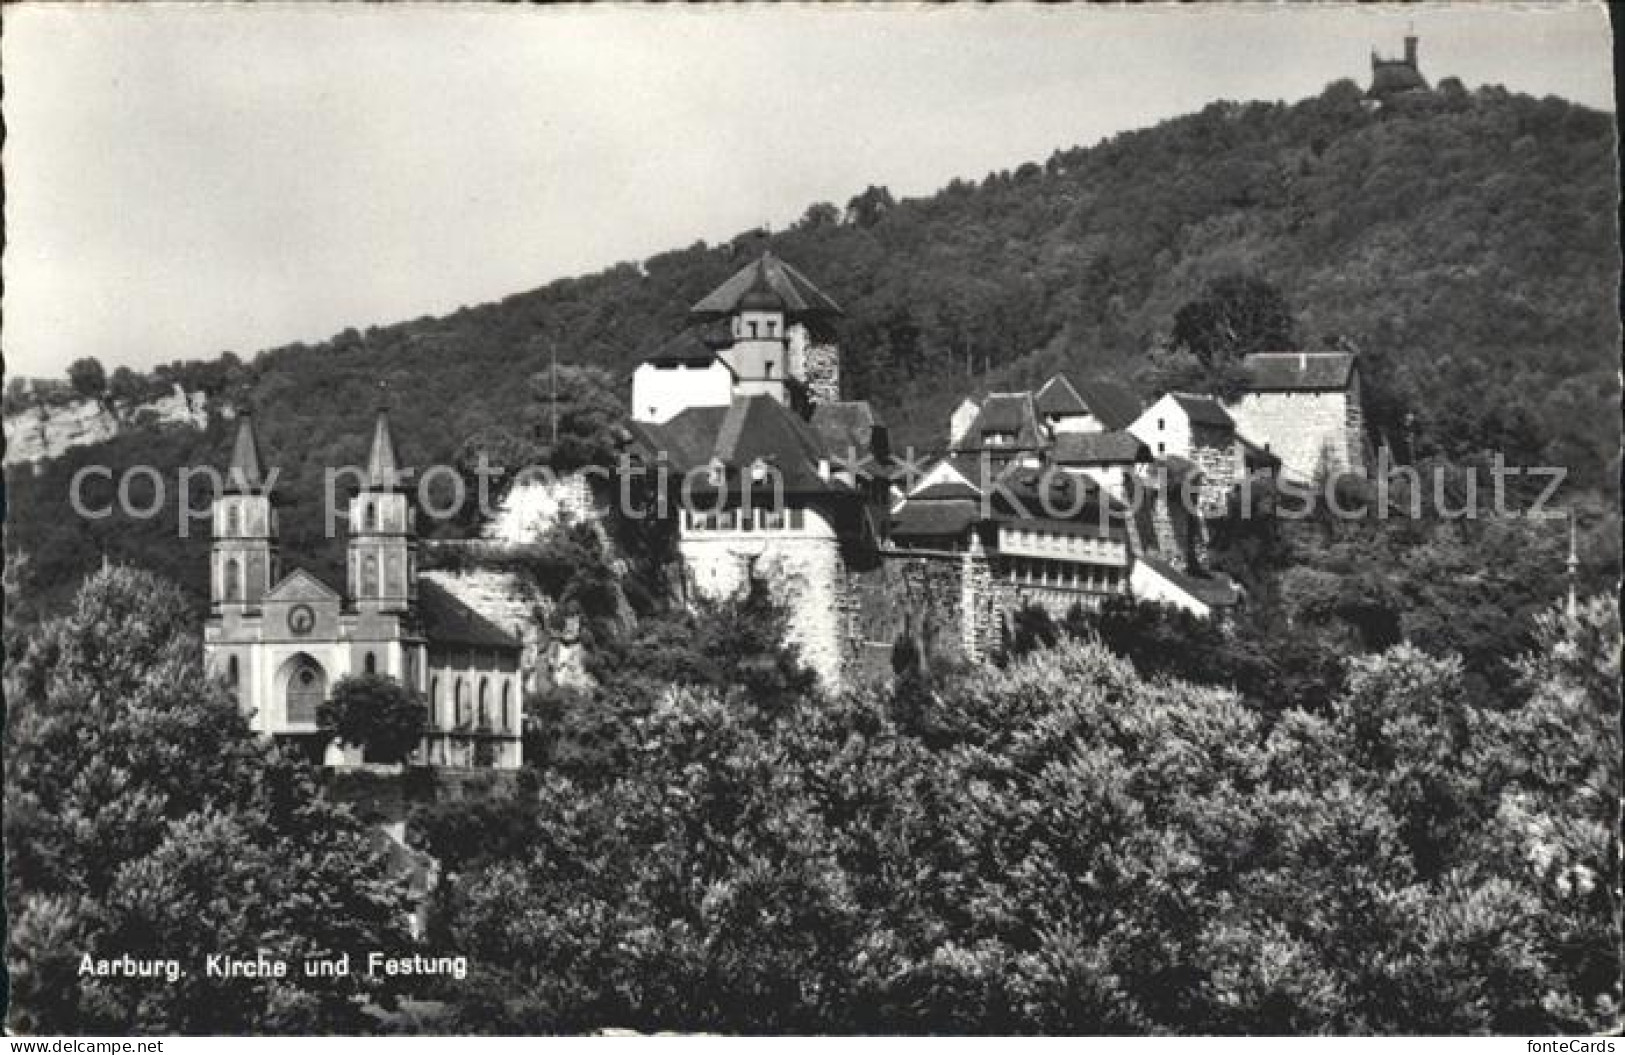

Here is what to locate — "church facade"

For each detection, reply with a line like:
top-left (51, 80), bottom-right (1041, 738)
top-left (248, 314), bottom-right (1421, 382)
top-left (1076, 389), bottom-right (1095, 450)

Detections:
top-left (204, 409), bottom-right (524, 769)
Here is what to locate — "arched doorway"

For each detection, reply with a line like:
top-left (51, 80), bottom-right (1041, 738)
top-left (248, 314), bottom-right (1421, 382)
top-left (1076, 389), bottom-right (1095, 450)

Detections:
top-left (279, 653), bottom-right (327, 725)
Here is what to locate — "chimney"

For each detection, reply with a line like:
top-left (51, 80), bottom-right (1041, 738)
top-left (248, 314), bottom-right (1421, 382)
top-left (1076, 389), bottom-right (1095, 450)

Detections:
top-left (1404, 35), bottom-right (1418, 67)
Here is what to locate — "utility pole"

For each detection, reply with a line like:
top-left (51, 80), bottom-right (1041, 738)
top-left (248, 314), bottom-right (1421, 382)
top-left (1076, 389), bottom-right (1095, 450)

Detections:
top-left (1566, 509), bottom-right (1580, 619)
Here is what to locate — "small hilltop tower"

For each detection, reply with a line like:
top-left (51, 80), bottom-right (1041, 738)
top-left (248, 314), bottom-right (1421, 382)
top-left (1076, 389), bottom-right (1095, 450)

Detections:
top-left (1368, 32), bottom-right (1430, 103)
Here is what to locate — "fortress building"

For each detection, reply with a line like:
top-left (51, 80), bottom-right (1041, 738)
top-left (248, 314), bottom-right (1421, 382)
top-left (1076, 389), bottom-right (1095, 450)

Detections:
top-left (204, 409), bottom-right (523, 769)
top-left (1368, 34), bottom-right (1429, 102)
top-left (1226, 351), bottom-right (1366, 482)
top-left (622, 253), bottom-right (890, 688)
top-left (620, 257), bottom-right (1368, 676)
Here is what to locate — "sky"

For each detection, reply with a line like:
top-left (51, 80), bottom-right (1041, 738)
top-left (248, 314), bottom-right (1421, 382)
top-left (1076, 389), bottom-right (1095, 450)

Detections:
top-left (2, 2), bottom-right (1614, 379)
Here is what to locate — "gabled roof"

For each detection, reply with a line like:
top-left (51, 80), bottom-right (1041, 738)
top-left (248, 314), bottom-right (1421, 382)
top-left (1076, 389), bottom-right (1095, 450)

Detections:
top-left (1035, 374), bottom-right (1088, 416)
top-left (957, 392), bottom-right (1046, 450)
top-left (1137, 555), bottom-right (1243, 608)
top-left (811, 400), bottom-right (885, 464)
top-left (1170, 393), bottom-right (1234, 429)
top-left (641, 325), bottom-right (735, 368)
top-left (1034, 374), bottom-right (1142, 431)
top-left (904, 454), bottom-right (988, 500)
top-left (630, 395), bottom-right (852, 497)
top-left (908, 480), bottom-right (984, 502)
top-left (225, 412), bottom-right (267, 493)
top-left (419, 579), bottom-right (521, 651)
top-left (626, 405), bottom-right (731, 470)
top-left (1242, 352), bottom-right (1358, 392)
top-left (1238, 433), bottom-right (1282, 468)
top-left (265, 567), bottom-right (341, 604)
top-left (890, 499), bottom-right (980, 539)
top-left (984, 467), bottom-right (1130, 539)
top-left (1073, 379), bottom-right (1143, 431)
top-left (1052, 430), bottom-right (1151, 466)
top-left (690, 252), bottom-right (843, 320)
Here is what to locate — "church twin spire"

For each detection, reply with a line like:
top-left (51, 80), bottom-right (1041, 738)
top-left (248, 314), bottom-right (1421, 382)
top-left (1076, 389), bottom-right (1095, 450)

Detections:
top-left (223, 404), bottom-right (402, 492)
top-left (226, 411), bottom-right (267, 493)
top-left (213, 403), bottom-right (413, 613)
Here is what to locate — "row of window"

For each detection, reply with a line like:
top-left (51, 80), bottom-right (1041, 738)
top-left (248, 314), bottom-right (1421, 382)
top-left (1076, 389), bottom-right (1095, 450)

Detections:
top-left (1001, 557), bottom-right (1125, 592)
top-left (354, 549), bottom-right (415, 599)
top-left (683, 507), bottom-right (807, 532)
top-left (1000, 527), bottom-right (1117, 558)
top-left (220, 503), bottom-right (273, 536)
top-left (427, 675), bottom-right (517, 734)
top-left (735, 317), bottom-right (781, 339)
top-left (221, 499), bottom-right (413, 537)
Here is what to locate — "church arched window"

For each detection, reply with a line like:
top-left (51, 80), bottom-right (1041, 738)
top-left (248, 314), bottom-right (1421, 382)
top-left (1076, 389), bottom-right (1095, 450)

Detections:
top-left (501, 681), bottom-right (511, 732)
top-left (285, 657), bottom-right (325, 724)
top-left (455, 678), bottom-right (468, 726)
top-left (430, 677), bottom-right (440, 727)
top-left (364, 651), bottom-right (377, 676)
top-left (362, 554), bottom-right (378, 597)
top-left (364, 501), bottom-right (377, 532)
top-left (223, 557), bottom-right (241, 602)
top-left (477, 678), bottom-right (490, 729)
top-left (227, 655), bottom-right (240, 697)
top-left (225, 503), bottom-right (240, 536)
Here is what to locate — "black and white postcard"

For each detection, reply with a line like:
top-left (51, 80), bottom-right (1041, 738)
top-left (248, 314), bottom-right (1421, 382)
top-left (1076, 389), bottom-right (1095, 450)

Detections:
top-left (3, 2), bottom-right (1620, 1039)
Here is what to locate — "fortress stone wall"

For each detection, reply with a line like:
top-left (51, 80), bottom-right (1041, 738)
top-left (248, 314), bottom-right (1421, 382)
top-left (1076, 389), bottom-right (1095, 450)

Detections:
top-left (680, 512), bottom-right (847, 689)
top-left (1228, 386), bottom-right (1366, 482)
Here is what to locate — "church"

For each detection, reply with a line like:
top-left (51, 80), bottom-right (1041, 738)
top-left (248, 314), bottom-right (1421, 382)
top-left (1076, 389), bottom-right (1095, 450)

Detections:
top-left (203, 408), bottom-right (524, 769)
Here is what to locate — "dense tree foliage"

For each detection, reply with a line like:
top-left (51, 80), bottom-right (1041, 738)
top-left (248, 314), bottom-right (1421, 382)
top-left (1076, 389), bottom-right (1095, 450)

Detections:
top-left (319, 674), bottom-right (429, 765)
top-left (5, 81), bottom-right (1616, 621)
top-left (5, 567), bottom-right (416, 1033)
top-left (405, 595), bottom-right (1619, 1034)
top-left (66, 357), bottom-right (108, 402)
top-left (1171, 273), bottom-right (1297, 367)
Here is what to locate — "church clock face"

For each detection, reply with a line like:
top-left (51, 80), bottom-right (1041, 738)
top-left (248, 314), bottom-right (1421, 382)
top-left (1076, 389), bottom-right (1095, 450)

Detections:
top-left (287, 604), bottom-right (315, 637)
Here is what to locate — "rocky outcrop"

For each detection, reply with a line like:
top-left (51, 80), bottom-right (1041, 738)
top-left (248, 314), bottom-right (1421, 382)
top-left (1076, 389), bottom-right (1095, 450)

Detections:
top-left (2, 386), bottom-right (208, 467)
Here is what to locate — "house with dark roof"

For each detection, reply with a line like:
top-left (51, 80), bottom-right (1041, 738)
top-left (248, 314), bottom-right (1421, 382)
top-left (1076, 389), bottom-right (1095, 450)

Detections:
top-left (1227, 351), bottom-right (1366, 482)
top-left (1036, 374), bottom-right (1143, 434)
top-left (204, 411), bottom-right (523, 770)
top-left (1128, 391), bottom-right (1256, 521)
top-left (949, 391), bottom-right (1047, 466)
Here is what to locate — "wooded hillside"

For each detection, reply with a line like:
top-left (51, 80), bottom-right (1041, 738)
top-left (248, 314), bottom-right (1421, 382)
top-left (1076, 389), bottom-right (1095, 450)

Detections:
top-left (5, 78), bottom-right (1617, 615)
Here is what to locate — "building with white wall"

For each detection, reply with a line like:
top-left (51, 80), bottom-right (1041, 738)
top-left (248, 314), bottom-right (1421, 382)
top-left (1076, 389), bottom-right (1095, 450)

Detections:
top-left (1226, 352), bottom-right (1365, 482)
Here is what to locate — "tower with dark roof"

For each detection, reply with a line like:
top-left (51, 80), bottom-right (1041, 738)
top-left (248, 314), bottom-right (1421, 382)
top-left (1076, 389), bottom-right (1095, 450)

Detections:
top-left (211, 411), bottom-right (280, 614)
top-left (347, 408), bottom-right (418, 615)
top-left (632, 252), bottom-right (845, 424)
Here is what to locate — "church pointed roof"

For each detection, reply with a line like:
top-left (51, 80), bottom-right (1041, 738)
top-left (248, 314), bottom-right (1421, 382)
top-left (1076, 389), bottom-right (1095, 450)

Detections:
top-left (225, 411), bottom-right (267, 493)
top-left (689, 252), bottom-right (843, 320)
top-left (365, 408), bottom-right (405, 490)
